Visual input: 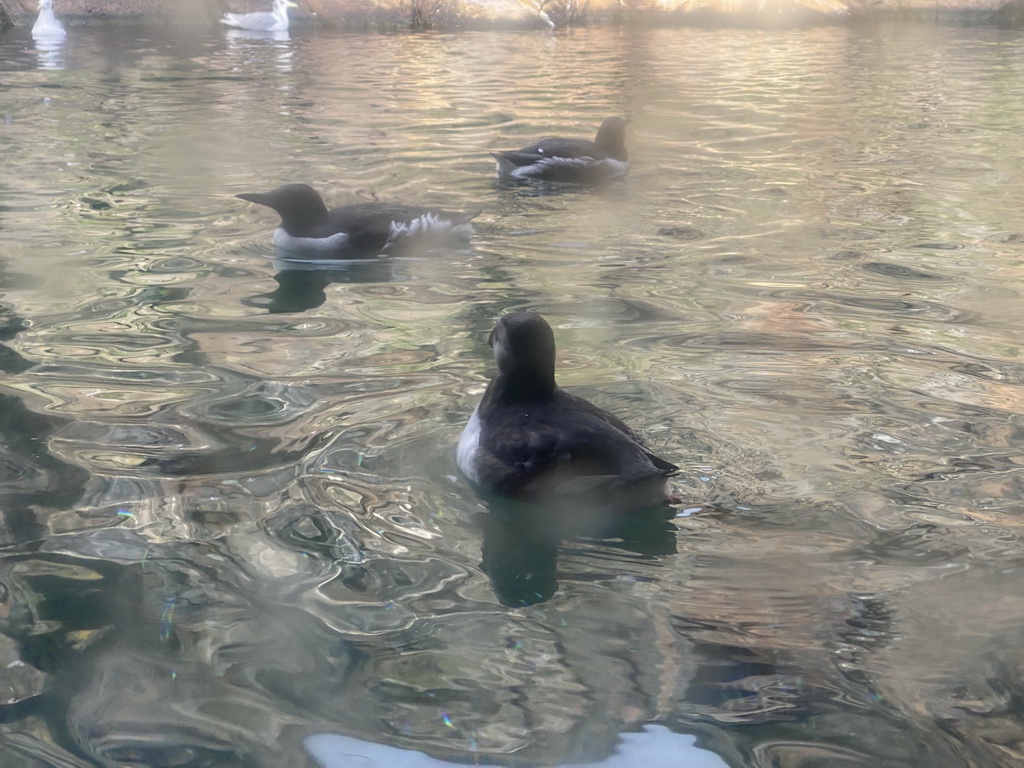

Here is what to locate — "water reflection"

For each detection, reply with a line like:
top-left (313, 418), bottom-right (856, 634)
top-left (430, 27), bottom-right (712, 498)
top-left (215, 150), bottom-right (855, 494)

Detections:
top-left (0, 280), bottom-right (88, 545)
top-left (242, 253), bottom-right (452, 313)
top-left (306, 724), bottom-right (728, 767)
top-left (495, 175), bottom-right (631, 202)
top-left (223, 27), bottom-right (295, 76)
top-left (478, 498), bottom-right (677, 607)
top-left (0, 302), bottom-right (31, 375)
top-left (32, 36), bottom-right (66, 71)
top-left (247, 259), bottom-right (398, 313)
top-left (478, 504), bottom-right (559, 606)
top-left (3, 19), bottom-right (1024, 768)
top-left (225, 28), bottom-right (291, 44)
top-left (0, 547), bottom-right (343, 766)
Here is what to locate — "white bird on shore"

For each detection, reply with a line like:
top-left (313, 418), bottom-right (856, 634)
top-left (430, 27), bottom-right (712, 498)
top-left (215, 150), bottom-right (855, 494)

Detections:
top-left (220, 0), bottom-right (298, 32)
top-left (32, 0), bottom-right (67, 39)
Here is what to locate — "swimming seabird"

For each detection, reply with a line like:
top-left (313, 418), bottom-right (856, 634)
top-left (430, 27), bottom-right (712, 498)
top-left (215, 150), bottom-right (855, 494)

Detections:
top-left (490, 117), bottom-right (629, 184)
top-left (236, 183), bottom-right (480, 258)
top-left (457, 312), bottom-right (677, 511)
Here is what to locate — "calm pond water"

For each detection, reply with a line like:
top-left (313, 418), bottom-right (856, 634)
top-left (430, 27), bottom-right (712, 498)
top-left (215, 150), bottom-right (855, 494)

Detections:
top-left (2, 17), bottom-right (1024, 768)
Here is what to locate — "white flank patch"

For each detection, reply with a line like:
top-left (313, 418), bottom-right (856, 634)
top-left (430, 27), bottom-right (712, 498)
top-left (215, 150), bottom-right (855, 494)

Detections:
top-left (389, 212), bottom-right (445, 240)
top-left (509, 156), bottom-right (628, 179)
top-left (455, 408), bottom-right (482, 483)
top-left (273, 228), bottom-right (350, 255)
top-left (389, 214), bottom-right (474, 246)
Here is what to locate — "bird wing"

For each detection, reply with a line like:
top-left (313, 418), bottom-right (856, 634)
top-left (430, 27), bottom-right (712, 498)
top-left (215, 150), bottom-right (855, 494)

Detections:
top-left (476, 392), bottom-right (676, 502)
top-left (221, 11), bottom-right (278, 30)
top-left (495, 138), bottom-right (603, 166)
top-left (321, 204), bottom-right (479, 253)
top-left (557, 391), bottom-right (679, 473)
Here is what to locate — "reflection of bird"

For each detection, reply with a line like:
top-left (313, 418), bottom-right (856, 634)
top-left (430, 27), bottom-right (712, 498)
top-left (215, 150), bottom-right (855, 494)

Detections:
top-left (220, 0), bottom-right (298, 32)
top-left (246, 261), bottom-right (397, 313)
top-left (479, 507), bottom-right (559, 607)
top-left (235, 183), bottom-right (480, 258)
top-left (491, 117), bottom-right (628, 183)
top-left (458, 312), bottom-right (677, 512)
top-left (479, 496), bottom-right (677, 607)
top-left (32, 0), bottom-right (67, 39)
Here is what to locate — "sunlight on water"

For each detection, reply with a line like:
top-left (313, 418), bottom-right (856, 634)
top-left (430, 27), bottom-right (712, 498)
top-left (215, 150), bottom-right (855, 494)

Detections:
top-left (1, 19), bottom-right (1024, 768)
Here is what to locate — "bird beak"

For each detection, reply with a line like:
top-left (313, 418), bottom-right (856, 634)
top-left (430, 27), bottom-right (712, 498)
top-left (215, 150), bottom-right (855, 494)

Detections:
top-left (236, 192), bottom-right (269, 205)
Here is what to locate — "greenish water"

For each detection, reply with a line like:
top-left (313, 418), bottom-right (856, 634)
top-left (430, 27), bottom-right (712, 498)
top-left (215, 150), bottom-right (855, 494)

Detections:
top-left (2, 19), bottom-right (1024, 768)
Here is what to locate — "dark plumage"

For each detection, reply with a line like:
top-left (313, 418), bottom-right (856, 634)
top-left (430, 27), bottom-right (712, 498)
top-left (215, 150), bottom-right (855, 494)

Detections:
top-left (457, 312), bottom-right (677, 511)
top-left (490, 117), bottom-right (629, 184)
top-left (236, 183), bottom-right (480, 258)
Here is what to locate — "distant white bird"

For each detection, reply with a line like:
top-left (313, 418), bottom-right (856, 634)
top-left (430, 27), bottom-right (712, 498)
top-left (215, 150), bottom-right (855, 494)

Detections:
top-left (32, 0), bottom-right (67, 39)
top-left (220, 0), bottom-right (298, 32)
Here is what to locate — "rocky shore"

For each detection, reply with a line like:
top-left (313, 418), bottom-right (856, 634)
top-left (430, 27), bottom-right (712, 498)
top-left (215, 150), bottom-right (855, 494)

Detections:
top-left (3, 0), bottom-right (1024, 32)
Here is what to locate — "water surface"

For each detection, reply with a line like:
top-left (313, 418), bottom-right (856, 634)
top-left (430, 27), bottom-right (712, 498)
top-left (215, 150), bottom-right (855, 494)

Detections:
top-left (2, 20), bottom-right (1024, 768)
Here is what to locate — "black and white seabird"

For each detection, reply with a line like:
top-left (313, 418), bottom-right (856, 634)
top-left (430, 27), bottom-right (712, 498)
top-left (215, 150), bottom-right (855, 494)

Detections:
top-left (221, 0), bottom-right (298, 32)
top-left (32, 0), bottom-right (66, 39)
top-left (490, 117), bottom-right (629, 184)
top-left (457, 312), bottom-right (677, 511)
top-left (236, 183), bottom-right (481, 258)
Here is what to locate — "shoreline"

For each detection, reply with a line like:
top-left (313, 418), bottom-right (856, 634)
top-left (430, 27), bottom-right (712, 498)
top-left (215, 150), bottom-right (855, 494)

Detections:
top-left (3, 0), bottom-right (1023, 31)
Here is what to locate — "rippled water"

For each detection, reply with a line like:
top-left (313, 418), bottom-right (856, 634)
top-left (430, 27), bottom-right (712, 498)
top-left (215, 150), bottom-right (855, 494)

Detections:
top-left (2, 18), bottom-right (1024, 768)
